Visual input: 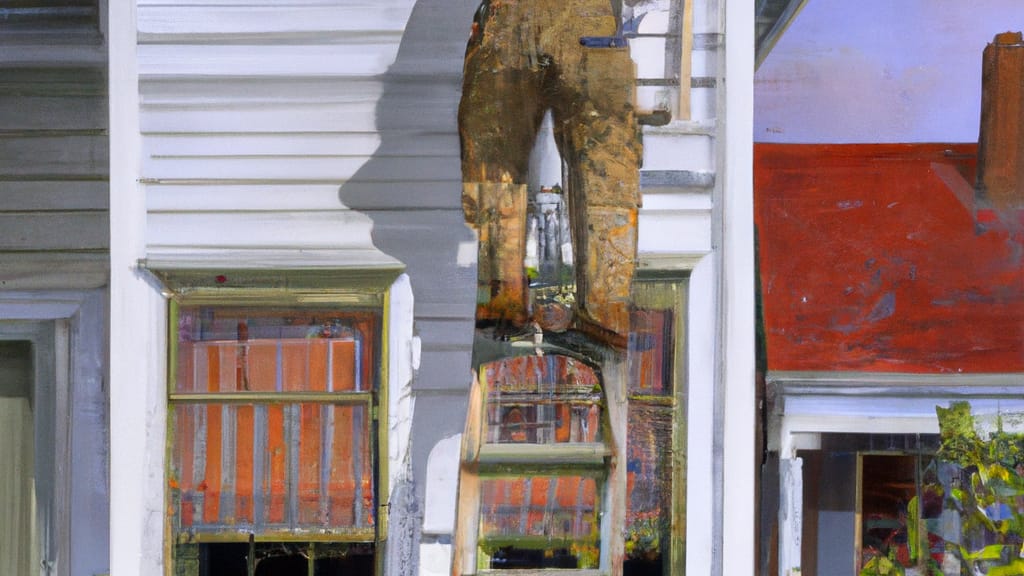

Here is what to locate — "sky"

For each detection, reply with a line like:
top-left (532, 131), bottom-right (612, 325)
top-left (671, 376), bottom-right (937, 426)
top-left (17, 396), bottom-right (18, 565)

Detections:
top-left (755, 0), bottom-right (1024, 143)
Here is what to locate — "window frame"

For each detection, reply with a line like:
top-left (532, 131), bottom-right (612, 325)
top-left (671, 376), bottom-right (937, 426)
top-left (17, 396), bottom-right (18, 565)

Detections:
top-left (163, 285), bottom-right (392, 576)
top-left (454, 271), bottom-right (689, 576)
top-left (456, 351), bottom-right (612, 576)
top-left (625, 273), bottom-right (688, 575)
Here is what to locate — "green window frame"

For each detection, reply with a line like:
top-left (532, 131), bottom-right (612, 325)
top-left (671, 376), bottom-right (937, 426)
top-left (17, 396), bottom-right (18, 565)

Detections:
top-left (454, 272), bottom-right (688, 576)
top-left (624, 274), bottom-right (688, 576)
top-left (160, 281), bottom-right (393, 576)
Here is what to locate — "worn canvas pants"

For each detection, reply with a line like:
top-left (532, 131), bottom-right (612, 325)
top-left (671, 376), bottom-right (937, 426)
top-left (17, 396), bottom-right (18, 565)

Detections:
top-left (459, 0), bottom-right (641, 337)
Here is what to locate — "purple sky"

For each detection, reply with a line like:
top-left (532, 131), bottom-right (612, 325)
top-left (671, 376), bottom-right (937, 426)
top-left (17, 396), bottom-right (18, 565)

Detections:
top-left (755, 0), bottom-right (1024, 143)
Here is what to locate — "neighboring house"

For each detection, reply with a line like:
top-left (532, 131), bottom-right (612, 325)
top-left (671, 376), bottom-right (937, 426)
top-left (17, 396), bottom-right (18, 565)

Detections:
top-left (756, 140), bottom-right (1024, 575)
top-left (1, 1), bottom-right (770, 575)
top-left (757, 34), bottom-right (1019, 573)
top-left (0, 3), bottom-right (110, 576)
top-left (753, 9), bottom-right (1024, 575)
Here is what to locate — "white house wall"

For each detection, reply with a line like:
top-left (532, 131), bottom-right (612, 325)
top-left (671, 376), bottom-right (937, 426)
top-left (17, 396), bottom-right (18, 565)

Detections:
top-left (139, 0), bottom-right (419, 270)
top-left (136, 2), bottom-right (478, 573)
top-left (128, 0), bottom-right (740, 574)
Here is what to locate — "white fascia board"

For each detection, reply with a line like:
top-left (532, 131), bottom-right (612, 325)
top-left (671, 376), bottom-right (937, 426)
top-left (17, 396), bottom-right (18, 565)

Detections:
top-left (770, 371), bottom-right (1024, 397)
top-left (770, 371), bottom-right (1024, 454)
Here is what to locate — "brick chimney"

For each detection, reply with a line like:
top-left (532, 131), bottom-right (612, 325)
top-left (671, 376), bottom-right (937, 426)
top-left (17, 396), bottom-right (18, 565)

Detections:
top-left (976, 31), bottom-right (1024, 213)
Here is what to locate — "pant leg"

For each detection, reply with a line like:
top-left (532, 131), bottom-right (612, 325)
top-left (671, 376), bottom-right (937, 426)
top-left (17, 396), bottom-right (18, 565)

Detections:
top-left (459, 1), bottom-right (550, 184)
top-left (458, 3), bottom-right (548, 324)
top-left (553, 44), bottom-right (642, 338)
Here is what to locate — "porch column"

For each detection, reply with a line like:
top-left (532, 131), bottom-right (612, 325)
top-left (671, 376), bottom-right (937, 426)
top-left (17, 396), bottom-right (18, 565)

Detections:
top-left (778, 457), bottom-right (803, 576)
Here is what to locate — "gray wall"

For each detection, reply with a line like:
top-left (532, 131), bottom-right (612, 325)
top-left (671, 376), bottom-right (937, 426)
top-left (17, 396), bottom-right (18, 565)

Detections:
top-left (0, 5), bottom-right (111, 574)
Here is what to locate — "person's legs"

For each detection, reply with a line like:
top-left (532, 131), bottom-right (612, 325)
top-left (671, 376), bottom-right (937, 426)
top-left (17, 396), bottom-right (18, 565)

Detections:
top-left (554, 46), bottom-right (642, 339)
top-left (458, 0), bottom-right (642, 336)
top-left (459, 5), bottom-right (547, 325)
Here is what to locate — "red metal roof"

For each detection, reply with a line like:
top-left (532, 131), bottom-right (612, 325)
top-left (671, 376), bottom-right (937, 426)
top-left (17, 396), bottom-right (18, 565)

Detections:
top-left (755, 143), bottom-right (1024, 374)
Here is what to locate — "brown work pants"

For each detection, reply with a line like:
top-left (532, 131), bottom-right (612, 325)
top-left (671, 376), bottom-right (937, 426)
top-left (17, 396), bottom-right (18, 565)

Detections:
top-left (459, 0), bottom-right (642, 337)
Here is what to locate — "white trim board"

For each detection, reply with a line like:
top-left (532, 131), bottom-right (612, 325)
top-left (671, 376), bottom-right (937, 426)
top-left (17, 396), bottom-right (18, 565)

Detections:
top-left (769, 370), bottom-right (1024, 455)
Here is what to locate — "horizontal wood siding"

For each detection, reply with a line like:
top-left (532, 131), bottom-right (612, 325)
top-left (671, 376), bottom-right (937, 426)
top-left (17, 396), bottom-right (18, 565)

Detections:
top-left (0, 134), bottom-right (107, 179)
top-left (136, 0), bottom-right (482, 339)
top-left (0, 64), bottom-right (109, 280)
top-left (0, 96), bottom-right (107, 131)
top-left (136, 8), bottom-right (720, 572)
top-left (135, 0), bottom-right (718, 367)
top-left (0, 213), bottom-right (107, 251)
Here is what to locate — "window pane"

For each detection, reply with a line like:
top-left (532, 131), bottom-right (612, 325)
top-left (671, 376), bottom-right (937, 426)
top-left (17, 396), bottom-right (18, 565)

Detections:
top-left (198, 542), bottom-right (248, 576)
top-left (483, 355), bottom-right (603, 444)
top-left (625, 279), bottom-right (685, 575)
top-left (175, 307), bottom-right (376, 394)
top-left (625, 403), bottom-right (672, 568)
top-left (479, 476), bottom-right (601, 570)
top-left (0, 398), bottom-right (37, 575)
top-left (169, 402), bottom-right (374, 534)
top-left (860, 454), bottom-right (946, 572)
top-left (628, 308), bottom-right (674, 397)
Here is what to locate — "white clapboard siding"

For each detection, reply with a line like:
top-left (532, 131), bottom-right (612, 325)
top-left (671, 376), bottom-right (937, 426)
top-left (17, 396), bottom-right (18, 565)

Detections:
top-left (141, 104), bottom-right (379, 134)
top-left (135, 0), bottom-right (465, 272)
top-left (141, 99), bottom-right (458, 134)
top-left (643, 131), bottom-right (716, 172)
top-left (138, 45), bottom-right (400, 78)
top-left (147, 211), bottom-right (378, 250)
top-left (144, 133), bottom-right (458, 158)
top-left (144, 154), bottom-right (459, 183)
top-left (138, 4), bottom-right (412, 40)
top-left (147, 181), bottom-right (461, 212)
top-left (147, 185), bottom-right (349, 212)
top-left (140, 77), bottom-right (387, 106)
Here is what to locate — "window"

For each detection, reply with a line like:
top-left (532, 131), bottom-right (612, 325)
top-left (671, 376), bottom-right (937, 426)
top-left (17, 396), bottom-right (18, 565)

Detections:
top-left (858, 452), bottom-right (944, 574)
top-left (792, 434), bottom-right (944, 576)
top-left (167, 299), bottom-right (385, 576)
top-left (455, 273), bottom-right (688, 576)
top-left (457, 353), bottom-right (609, 574)
top-left (624, 276), bottom-right (687, 576)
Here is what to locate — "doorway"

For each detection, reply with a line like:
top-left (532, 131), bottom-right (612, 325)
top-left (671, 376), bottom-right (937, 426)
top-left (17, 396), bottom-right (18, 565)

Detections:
top-left (0, 321), bottom-right (65, 576)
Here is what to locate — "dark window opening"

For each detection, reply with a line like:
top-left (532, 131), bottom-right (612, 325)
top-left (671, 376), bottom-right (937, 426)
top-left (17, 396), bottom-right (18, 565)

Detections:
top-left (490, 547), bottom-right (580, 570)
top-left (622, 557), bottom-right (666, 576)
top-left (191, 542), bottom-right (375, 576)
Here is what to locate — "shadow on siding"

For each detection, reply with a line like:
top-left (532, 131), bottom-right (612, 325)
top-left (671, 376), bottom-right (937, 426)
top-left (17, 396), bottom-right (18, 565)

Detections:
top-left (337, 1), bottom-right (479, 572)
